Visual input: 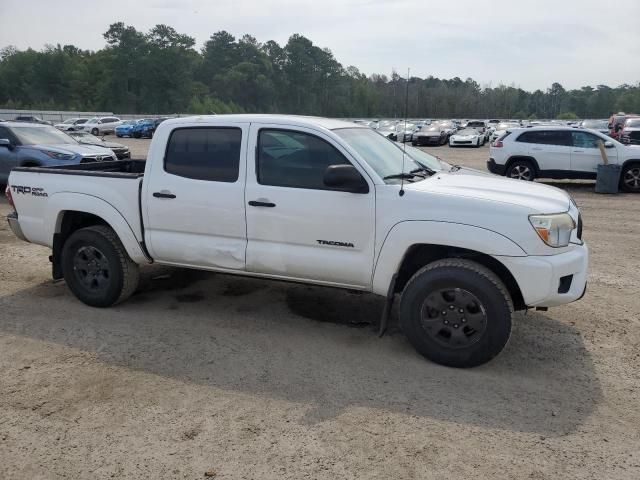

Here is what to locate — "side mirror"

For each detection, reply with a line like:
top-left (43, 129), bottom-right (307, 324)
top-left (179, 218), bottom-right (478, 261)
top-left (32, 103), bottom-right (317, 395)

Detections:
top-left (604, 141), bottom-right (614, 148)
top-left (0, 138), bottom-right (14, 150)
top-left (323, 165), bottom-right (369, 193)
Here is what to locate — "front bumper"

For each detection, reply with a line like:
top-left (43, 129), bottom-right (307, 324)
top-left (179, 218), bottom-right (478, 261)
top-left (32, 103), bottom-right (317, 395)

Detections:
top-left (414, 136), bottom-right (442, 145)
top-left (7, 212), bottom-right (28, 242)
top-left (495, 242), bottom-right (589, 308)
top-left (487, 158), bottom-right (506, 175)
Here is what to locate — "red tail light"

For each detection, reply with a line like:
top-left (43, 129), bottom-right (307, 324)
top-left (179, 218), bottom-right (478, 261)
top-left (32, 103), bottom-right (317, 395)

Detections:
top-left (5, 185), bottom-right (15, 208)
top-left (494, 140), bottom-right (504, 148)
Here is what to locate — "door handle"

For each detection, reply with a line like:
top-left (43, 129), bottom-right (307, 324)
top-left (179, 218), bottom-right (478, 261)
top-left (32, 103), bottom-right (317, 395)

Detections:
top-left (248, 200), bottom-right (276, 207)
top-left (572, 150), bottom-right (584, 153)
top-left (153, 191), bottom-right (176, 199)
top-left (531, 147), bottom-right (543, 150)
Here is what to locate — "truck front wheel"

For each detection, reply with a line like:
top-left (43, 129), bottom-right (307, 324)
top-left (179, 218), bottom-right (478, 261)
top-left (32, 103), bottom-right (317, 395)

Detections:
top-left (399, 259), bottom-right (513, 368)
top-left (61, 225), bottom-right (139, 307)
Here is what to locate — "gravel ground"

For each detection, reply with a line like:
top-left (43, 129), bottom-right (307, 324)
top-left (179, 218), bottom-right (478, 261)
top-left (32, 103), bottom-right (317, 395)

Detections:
top-left (1, 137), bottom-right (639, 479)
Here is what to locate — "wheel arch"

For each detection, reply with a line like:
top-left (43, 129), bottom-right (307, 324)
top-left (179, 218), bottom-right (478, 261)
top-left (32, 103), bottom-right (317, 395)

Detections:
top-left (47, 195), bottom-right (149, 278)
top-left (372, 221), bottom-right (527, 310)
top-left (505, 155), bottom-right (540, 174)
top-left (393, 244), bottom-right (525, 311)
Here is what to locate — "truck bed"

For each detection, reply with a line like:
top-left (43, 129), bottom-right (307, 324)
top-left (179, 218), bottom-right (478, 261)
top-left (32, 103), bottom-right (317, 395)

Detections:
top-left (12, 160), bottom-right (146, 178)
top-left (8, 160), bottom-right (146, 253)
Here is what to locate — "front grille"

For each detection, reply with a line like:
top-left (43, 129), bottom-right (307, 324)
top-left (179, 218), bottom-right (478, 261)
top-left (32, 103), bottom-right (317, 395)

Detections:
top-left (630, 132), bottom-right (640, 140)
top-left (454, 140), bottom-right (472, 144)
top-left (81, 155), bottom-right (108, 163)
top-left (577, 214), bottom-right (583, 240)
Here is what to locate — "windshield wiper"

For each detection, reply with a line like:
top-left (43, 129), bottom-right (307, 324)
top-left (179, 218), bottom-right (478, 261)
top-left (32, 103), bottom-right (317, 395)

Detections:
top-left (383, 172), bottom-right (419, 181)
top-left (410, 165), bottom-right (435, 176)
top-left (450, 164), bottom-right (463, 172)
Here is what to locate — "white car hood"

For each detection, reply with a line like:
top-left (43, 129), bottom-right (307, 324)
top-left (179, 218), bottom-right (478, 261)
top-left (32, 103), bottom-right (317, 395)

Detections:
top-left (406, 170), bottom-right (571, 213)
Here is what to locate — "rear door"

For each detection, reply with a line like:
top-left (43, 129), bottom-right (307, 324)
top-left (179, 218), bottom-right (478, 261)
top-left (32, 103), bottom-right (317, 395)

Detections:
top-left (518, 130), bottom-right (572, 172)
top-left (0, 126), bottom-right (19, 183)
top-left (244, 124), bottom-right (376, 288)
top-left (144, 123), bottom-right (249, 270)
top-left (570, 131), bottom-right (616, 174)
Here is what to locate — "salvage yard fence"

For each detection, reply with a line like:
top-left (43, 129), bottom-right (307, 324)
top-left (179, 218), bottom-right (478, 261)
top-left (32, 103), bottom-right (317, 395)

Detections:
top-left (0, 109), bottom-right (193, 123)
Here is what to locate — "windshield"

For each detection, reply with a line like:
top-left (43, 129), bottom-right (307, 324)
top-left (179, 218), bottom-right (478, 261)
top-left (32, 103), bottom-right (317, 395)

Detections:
top-left (625, 119), bottom-right (640, 128)
top-left (62, 118), bottom-right (77, 124)
top-left (497, 122), bottom-right (518, 130)
top-left (402, 145), bottom-right (445, 171)
top-left (424, 126), bottom-right (440, 132)
top-left (86, 117), bottom-right (98, 124)
top-left (13, 125), bottom-right (77, 145)
top-left (457, 129), bottom-right (479, 135)
top-left (582, 120), bottom-right (608, 129)
top-left (334, 128), bottom-right (422, 181)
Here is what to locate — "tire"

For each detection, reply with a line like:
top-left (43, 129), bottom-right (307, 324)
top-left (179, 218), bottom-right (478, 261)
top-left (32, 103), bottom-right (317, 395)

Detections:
top-left (506, 159), bottom-right (536, 181)
top-left (399, 258), bottom-right (513, 368)
top-left (412, 141), bottom-right (417, 147)
top-left (61, 225), bottom-right (139, 307)
top-left (116, 134), bottom-right (122, 138)
top-left (91, 128), bottom-right (99, 136)
top-left (620, 163), bottom-right (640, 193)
top-left (133, 132), bottom-right (141, 139)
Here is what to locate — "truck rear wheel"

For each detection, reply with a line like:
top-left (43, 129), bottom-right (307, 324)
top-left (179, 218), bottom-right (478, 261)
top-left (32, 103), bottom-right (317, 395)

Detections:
top-left (399, 259), bottom-right (513, 368)
top-left (61, 225), bottom-right (139, 307)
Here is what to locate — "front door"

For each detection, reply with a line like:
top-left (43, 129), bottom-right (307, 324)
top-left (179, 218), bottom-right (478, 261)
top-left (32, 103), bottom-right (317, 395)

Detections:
top-left (144, 123), bottom-right (249, 270)
top-left (244, 125), bottom-right (376, 288)
top-left (570, 131), bottom-right (617, 174)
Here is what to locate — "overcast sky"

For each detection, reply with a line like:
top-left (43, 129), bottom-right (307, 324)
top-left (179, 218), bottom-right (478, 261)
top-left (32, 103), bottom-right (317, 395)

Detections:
top-left (1, 0), bottom-right (638, 91)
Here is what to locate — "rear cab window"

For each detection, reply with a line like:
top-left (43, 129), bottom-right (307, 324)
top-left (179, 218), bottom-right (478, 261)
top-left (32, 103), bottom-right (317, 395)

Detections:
top-left (165, 127), bottom-right (242, 182)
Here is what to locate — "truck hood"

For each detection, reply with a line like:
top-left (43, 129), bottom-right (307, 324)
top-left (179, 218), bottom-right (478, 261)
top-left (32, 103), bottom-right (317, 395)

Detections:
top-left (26, 143), bottom-right (116, 156)
top-left (405, 169), bottom-right (571, 213)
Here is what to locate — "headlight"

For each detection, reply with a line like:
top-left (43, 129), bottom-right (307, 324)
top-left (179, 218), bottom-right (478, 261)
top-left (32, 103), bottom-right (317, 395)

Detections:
top-left (529, 213), bottom-right (575, 247)
top-left (43, 150), bottom-right (74, 160)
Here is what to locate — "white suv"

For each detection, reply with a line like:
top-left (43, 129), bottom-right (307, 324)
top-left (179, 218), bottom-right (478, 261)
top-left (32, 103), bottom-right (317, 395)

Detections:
top-left (488, 126), bottom-right (640, 192)
top-left (82, 116), bottom-right (122, 136)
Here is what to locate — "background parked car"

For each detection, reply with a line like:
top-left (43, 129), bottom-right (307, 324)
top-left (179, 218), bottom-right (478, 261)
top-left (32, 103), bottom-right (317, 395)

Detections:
top-left (0, 122), bottom-right (116, 183)
top-left (115, 119), bottom-right (140, 138)
top-left (488, 126), bottom-right (640, 192)
top-left (13, 115), bottom-right (51, 125)
top-left (466, 120), bottom-right (488, 140)
top-left (54, 118), bottom-right (89, 131)
top-left (608, 112), bottom-right (638, 140)
top-left (395, 122), bottom-right (417, 142)
top-left (131, 118), bottom-right (157, 138)
top-left (580, 119), bottom-right (609, 135)
top-left (376, 121), bottom-right (398, 140)
top-left (412, 125), bottom-right (447, 146)
top-left (490, 122), bottom-right (521, 142)
top-left (620, 117), bottom-right (640, 145)
top-left (67, 131), bottom-right (130, 159)
top-left (449, 128), bottom-right (485, 147)
top-left (82, 116), bottom-right (122, 136)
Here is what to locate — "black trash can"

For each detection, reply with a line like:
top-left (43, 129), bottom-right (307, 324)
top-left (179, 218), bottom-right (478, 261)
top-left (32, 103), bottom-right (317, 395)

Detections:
top-left (595, 164), bottom-right (621, 194)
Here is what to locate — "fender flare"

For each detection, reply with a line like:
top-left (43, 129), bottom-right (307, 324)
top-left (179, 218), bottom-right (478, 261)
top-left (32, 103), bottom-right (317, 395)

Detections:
top-left (371, 220), bottom-right (526, 296)
top-left (45, 192), bottom-right (148, 264)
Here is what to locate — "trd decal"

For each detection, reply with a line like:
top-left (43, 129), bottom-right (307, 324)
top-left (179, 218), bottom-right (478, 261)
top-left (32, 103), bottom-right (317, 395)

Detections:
top-left (11, 185), bottom-right (48, 197)
top-left (316, 239), bottom-right (355, 248)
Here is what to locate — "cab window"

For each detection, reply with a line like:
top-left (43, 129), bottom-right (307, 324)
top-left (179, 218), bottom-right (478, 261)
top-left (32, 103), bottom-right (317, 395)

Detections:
top-left (257, 129), bottom-right (355, 190)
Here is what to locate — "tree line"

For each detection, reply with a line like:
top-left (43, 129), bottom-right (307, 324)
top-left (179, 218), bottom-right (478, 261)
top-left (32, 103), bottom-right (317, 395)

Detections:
top-left (1, 22), bottom-right (639, 119)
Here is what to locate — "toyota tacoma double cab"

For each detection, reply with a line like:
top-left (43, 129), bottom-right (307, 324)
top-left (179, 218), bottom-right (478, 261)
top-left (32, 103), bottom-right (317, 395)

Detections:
top-left (6, 115), bottom-right (588, 367)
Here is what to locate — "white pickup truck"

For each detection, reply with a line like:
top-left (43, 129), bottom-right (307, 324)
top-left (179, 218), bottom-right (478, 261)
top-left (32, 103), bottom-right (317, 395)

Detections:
top-left (5, 115), bottom-right (588, 367)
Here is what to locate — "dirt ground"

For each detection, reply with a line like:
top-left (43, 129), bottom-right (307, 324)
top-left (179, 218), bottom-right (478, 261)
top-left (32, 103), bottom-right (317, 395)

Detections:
top-left (1, 137), bottom-right (639, 479)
